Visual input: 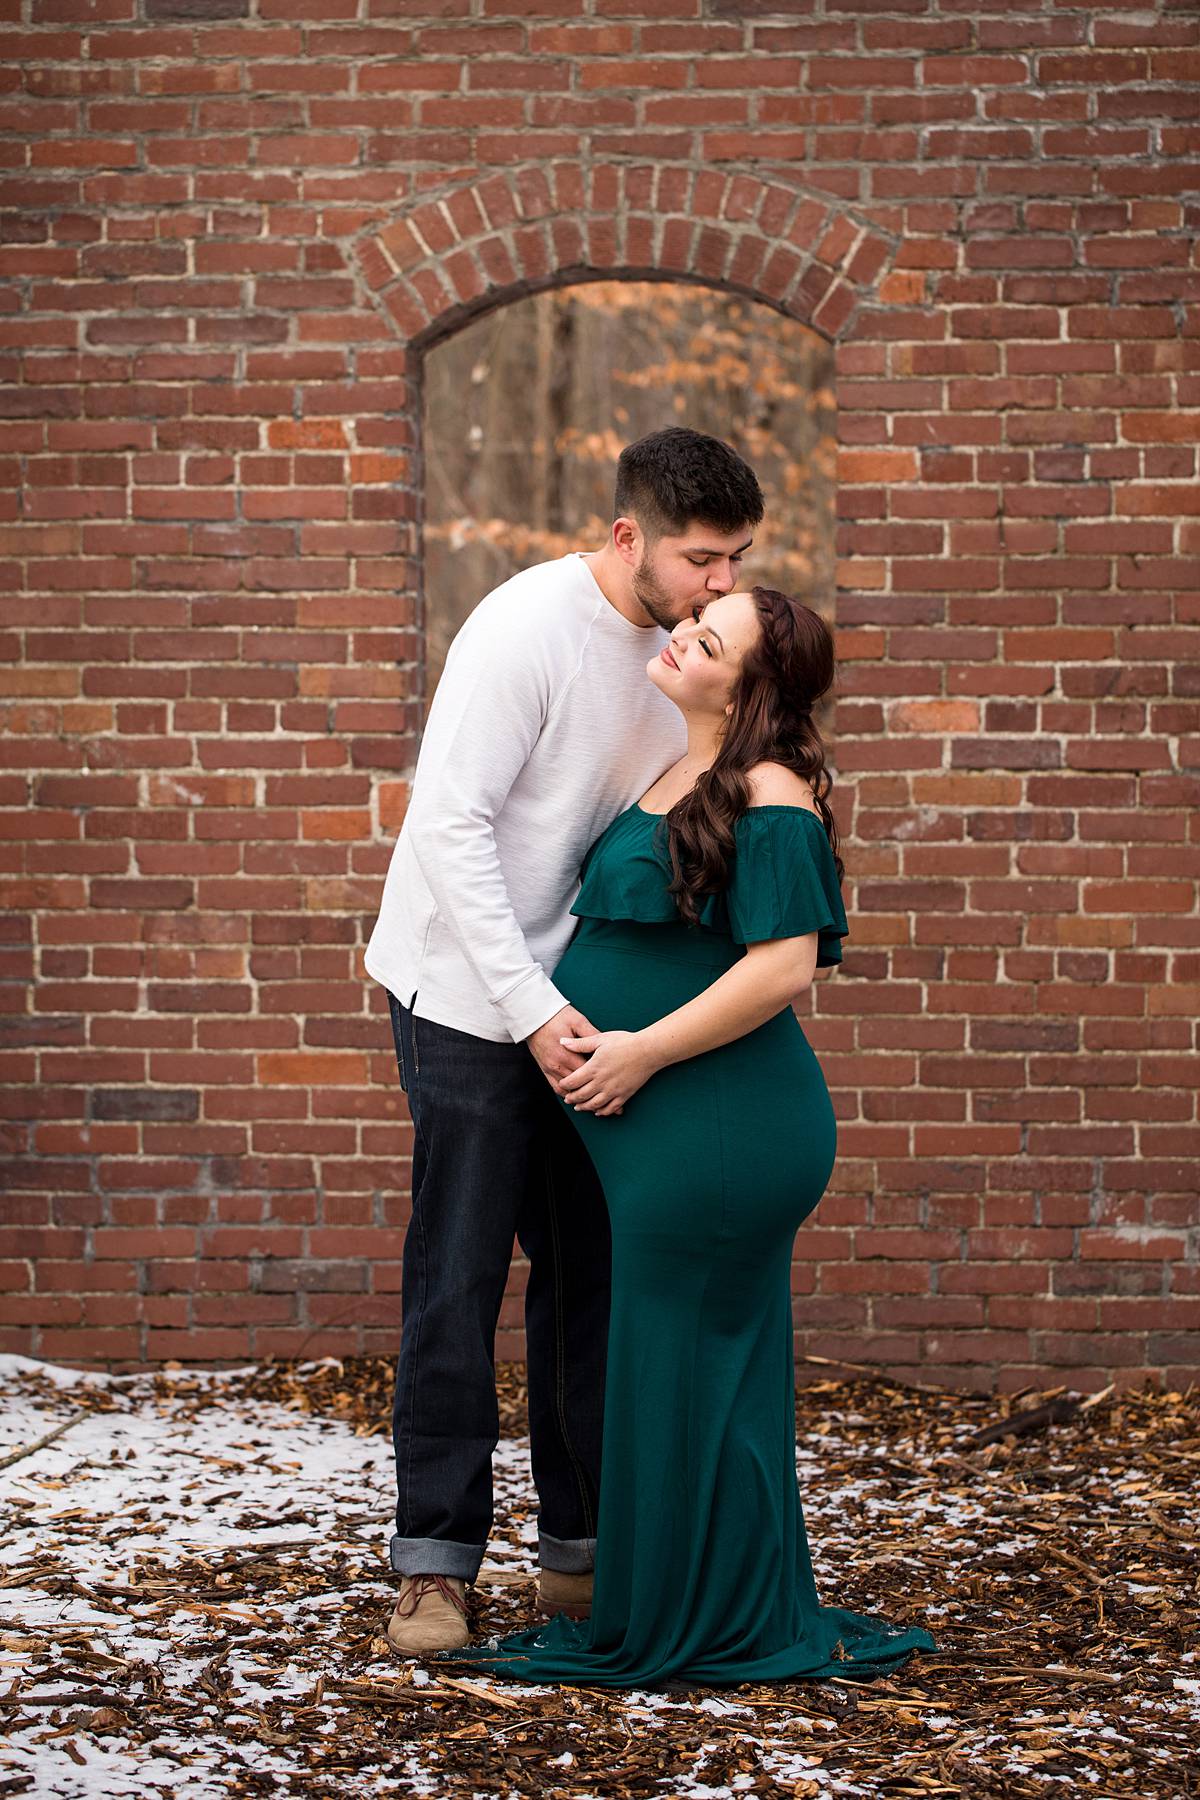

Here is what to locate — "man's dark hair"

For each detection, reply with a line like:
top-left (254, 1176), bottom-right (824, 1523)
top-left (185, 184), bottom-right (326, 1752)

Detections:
top-left (613, 427), bottom-right (764, 540)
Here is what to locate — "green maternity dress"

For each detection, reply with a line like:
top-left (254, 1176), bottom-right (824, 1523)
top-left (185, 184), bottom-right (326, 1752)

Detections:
top-left (441, 802), bottom-right (938, 1689)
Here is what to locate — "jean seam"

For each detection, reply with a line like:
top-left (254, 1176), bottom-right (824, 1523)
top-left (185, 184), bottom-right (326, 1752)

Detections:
top-left (389, 993), bottom-right (410, 1095)
top-left (400, 1202), bottom-right (427, 1542)
top-left (545, 1144), bottom-right (597, 1540)
top-left (399, 1012), bottom-right (429, 1543)
top-left (405, 1012), bottom-right (431, 1163)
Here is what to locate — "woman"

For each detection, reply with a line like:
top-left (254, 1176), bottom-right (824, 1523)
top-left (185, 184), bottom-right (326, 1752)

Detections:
top-left (439, 585), bottom-right (938, 1688)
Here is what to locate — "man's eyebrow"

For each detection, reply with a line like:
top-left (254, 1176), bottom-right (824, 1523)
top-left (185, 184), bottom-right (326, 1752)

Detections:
top-left (686, 537), bottom-right (753, 557)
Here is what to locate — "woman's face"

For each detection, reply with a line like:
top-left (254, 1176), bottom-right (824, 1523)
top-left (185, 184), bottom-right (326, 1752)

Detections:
top-left (646, 590), bottom-right (761, 720)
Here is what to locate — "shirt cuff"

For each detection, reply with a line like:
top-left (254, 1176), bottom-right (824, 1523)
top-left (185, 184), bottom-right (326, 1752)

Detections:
top-left (497, 969), bottom-right (570, 1044)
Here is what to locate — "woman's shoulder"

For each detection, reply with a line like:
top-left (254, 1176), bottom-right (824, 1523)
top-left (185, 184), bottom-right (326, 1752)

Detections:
top-left (744, 761), bottom-right (820, 815)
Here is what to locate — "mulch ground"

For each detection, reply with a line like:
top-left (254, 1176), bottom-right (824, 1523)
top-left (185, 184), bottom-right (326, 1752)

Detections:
top-left (1, 1353), bottom-right (1197, 1799)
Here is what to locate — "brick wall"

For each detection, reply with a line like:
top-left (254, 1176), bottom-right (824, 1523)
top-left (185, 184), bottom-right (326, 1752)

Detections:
top-left (2, 3), bottom-right (1197, 1391)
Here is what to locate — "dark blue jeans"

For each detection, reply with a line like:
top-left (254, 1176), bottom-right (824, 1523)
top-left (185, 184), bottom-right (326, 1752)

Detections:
top-left (386, 991), bottom-right (611, 1583)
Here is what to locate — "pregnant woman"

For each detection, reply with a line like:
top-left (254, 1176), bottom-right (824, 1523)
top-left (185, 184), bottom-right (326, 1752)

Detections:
top-left (441, 585), bottom-right (937, 1689)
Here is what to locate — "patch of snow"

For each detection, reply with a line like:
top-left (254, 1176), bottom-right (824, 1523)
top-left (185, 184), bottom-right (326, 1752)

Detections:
top-left (0, 1353), bottom-right (119, 1390)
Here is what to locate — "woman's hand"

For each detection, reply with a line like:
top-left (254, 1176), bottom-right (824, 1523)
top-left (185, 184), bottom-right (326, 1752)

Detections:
top-left (557, 1030), bottom-right (660, 1116)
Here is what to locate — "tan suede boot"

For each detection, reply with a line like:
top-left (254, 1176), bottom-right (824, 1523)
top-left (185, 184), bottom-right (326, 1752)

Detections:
top-left (385, 1574), bottom-right (471, 1656)
top-left (536, 1568), bottom-right (593, 1620)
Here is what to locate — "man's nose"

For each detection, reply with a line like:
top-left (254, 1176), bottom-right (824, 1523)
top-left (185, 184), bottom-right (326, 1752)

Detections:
top-left (706, 561), bottom-right (734, 592)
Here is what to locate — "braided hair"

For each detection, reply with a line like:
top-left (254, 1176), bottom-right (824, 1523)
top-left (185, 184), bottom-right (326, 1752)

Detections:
top-left (664, 585), bottom-right (843, 928)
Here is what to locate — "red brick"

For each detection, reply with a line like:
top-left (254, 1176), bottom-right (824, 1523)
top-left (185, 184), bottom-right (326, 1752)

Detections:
top-left (1122, 411), bottom-right (1200, 443)
top-left (808, 56), bottom-right (916, 90)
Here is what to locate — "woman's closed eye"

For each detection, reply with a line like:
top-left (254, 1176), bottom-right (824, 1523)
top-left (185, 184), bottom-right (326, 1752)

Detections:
top-left (688, 609), bottom-right (717, 657)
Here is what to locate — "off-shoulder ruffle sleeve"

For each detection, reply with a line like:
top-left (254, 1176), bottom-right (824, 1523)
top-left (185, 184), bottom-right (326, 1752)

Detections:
top-left (715, 807), bottom-right (848, 965)
top-left (572, 807), bottom-right (678, 924)
top-left (571, 804), bottom-right (848, 966)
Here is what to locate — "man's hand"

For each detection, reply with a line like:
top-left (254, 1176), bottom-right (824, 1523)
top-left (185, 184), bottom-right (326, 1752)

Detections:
top-left (525, 1005), bottom-right (600, 1090)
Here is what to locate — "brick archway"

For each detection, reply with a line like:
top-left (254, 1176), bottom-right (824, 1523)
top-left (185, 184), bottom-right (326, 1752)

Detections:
top-left (353, 163), bottom-right (898, 347)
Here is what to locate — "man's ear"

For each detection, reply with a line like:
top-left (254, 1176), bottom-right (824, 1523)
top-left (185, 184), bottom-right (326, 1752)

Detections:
top-left (612, 515), bottom-right (643, 566)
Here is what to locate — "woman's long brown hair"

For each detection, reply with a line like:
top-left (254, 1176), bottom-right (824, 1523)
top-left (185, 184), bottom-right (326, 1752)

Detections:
top-left (664, 585), bottom-right (843, 927)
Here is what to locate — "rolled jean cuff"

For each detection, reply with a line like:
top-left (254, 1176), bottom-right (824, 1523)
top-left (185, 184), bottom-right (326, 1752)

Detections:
top-left (390, 1534), bottom-right (484, 1582)
top-left (538, 1531), bottom-right (597, 1575)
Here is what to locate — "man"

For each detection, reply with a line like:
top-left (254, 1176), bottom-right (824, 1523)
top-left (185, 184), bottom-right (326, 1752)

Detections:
top-left (364, 426), bottom-right (765, 1654)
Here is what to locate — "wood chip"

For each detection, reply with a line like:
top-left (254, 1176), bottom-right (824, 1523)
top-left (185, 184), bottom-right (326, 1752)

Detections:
top-left (1, 1354), bottom-right (1195, 1798)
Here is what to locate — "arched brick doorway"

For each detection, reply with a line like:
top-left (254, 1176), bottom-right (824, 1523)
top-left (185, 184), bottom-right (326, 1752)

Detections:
top-left (351, 155), bottom-right (902, 775)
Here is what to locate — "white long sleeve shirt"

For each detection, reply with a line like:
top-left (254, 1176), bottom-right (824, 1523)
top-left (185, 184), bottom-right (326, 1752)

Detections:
top-left (364, 552), bottom-right (686, 1043)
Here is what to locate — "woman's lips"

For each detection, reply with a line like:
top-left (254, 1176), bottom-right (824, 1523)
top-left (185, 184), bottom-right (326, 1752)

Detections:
top-left (660, 645), bottom-right (679, 670)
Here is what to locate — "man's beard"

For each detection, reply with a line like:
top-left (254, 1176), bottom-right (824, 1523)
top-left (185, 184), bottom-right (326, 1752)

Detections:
top-left (632, 554), bottom-right (687, 632)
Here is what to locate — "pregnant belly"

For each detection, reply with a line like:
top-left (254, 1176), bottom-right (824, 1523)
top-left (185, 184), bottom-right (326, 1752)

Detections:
top-left (552, 918), bottom-right (838, 1246)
